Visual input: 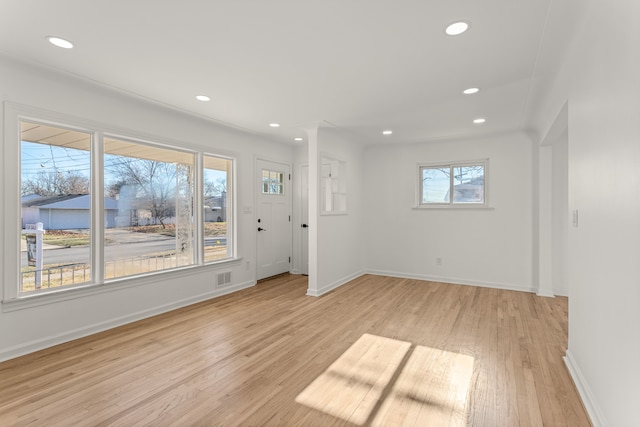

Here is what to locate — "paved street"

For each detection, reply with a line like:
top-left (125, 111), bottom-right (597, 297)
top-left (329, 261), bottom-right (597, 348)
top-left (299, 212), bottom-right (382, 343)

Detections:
top-left (20, 230), bottom-right (226, 265)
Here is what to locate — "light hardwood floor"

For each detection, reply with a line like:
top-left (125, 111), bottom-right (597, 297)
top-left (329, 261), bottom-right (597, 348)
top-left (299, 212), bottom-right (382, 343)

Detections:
top-left (0, 274), bottom-right (591, 426)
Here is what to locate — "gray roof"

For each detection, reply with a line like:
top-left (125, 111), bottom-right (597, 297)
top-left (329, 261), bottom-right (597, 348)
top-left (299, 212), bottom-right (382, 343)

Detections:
top-left (22, 194), bottom-right (118, 210)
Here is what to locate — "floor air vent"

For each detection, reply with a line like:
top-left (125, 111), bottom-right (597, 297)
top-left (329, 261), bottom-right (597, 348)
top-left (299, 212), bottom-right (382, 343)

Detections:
top-left (217, 271), bottom-right (232, 286)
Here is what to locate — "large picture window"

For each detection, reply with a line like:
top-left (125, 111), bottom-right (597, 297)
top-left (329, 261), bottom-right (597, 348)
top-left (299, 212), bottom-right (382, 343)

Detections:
top-left (13, 115), bottom-right (235, 298)
top-left (418, 160), bottom-right (488, 207)
top-left (104, 137), bottom-right (196, 279)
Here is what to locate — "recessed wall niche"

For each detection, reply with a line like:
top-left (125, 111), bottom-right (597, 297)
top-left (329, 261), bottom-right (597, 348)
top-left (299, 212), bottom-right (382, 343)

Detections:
top-left (320, 154), bottom-right (347, 214)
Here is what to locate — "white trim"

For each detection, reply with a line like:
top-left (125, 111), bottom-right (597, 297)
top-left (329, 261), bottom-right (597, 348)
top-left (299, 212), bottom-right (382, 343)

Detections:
top-left (416, 158), bottom-right (489, 208)
top-left (92, 130), bottom-right (105, 285)
top-left (0, 278), bottom-right (256, 363)
top-left (412, 205), bottom-right (494, 211)
top-left (564, 350), bottom-right (607, 427)
top-left (195, 153), bottom-right (205, 264)
top-left (3, 103), bottom-right (20, 301)
top-left (366, 269), bottom-right (537, 294)
top-left (306, 270), bottom-right (364, 297)
top-left (536, 289), bottom-right (556, 298)
top-left (554, 287), bottom-right (569, 297)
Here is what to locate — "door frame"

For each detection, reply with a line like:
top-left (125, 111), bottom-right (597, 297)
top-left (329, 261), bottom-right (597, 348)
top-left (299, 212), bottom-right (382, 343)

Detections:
top-left (299, 163), bottom-right (309, 275)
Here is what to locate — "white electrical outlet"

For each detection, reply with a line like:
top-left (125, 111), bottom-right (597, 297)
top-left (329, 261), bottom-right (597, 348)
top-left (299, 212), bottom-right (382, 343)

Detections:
top-left (436, 257), bottom-right (442, 266)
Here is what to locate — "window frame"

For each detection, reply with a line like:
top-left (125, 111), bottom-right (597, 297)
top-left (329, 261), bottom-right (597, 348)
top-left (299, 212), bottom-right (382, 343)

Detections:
top-left (3, 103), bottom-right (238, 306)
top-left (202, 152), bottom-right (236, 264)
top-left (415, 159), bottom-right (489, 209)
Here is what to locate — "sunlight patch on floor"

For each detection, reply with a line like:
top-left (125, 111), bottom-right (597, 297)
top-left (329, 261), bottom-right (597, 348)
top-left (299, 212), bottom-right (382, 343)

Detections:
top-left (372, 345), bottom-right (474, 426)
top-left (295, 333), bottom-right (411, 425)
top-left (295, 334), bottom-right (474, 426)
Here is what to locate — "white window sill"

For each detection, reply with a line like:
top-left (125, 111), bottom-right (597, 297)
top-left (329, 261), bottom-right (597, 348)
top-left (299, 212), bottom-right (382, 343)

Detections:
top-left (1, 257), bottom-right (242, 312)
top-left (412, 204), bottom-right (494, 210)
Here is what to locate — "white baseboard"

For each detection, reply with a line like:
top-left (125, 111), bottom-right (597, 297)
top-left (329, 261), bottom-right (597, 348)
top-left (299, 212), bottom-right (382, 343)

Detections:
top-left (536, 289), bottom-right (556, 298)
top-left (0, 280), bottom-right (256, 363)
top-left (554, 287), bottom-right (569, 297)
top-left (564, 350), bottom-right (607, 427)
top-left (365, 269), bottom-right (537, 294)
top-left (307, 270), bottom-right (365, 297)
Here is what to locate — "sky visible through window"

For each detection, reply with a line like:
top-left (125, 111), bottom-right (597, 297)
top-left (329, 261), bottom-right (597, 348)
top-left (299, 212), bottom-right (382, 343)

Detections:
top-left (21, 142), bottom-right (226, 195)
top-left (21, 141), bottom-right (90, 182)
top-left (421, 164), bottom-right (484, 204)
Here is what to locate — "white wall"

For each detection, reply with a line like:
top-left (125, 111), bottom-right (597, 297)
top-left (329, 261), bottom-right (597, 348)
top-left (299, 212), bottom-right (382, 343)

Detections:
top-left (0, 55), bottom-right (293, 361)
top-left (307, 127), bottom-right (365, 295)
top-left (530, 0), bottom-right (640, 425)
top-left (566, 2), bottom-right (640, 424)
top-left (364, 132), bottom-right (534, 292)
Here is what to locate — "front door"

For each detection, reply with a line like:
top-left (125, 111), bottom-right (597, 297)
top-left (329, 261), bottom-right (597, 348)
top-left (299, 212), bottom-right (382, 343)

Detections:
top-left (256, 159), bottom-right (291, 280)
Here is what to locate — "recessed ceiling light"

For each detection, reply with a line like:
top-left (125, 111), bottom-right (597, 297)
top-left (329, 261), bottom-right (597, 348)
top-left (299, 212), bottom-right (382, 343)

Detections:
top-left (445, 21), bottom-right (470, 36)
top-left (294, 137), bottom-right (303, 142)
top-left (269, 123), bottom-right (280, 128)
top-left (382, 130), bottom-right (393, 135)
top-left (196, 95), bottom-right (210, 102)
top-left (47, 36), bottom-right (74, 49)
top-left (463, 87), bottom-right (480, 95)
top-left (473, 118), bottom-right (486, 124)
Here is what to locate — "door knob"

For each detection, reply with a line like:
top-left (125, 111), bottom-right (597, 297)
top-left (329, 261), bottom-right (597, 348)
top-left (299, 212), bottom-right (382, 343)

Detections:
top-left (301, 224), bottom-right (309, 228)
top-left (257, 227), bottom-right (266, 232)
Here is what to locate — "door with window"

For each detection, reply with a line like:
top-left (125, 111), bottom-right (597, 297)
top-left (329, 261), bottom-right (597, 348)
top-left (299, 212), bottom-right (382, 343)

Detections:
top-left (256, 159), bottom-right (291, 280)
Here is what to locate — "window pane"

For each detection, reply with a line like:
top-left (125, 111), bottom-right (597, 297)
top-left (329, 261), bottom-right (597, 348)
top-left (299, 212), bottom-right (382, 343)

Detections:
top-left (277, 172), bottom-right (284, 194)
top-left (204, 155), bottom-right (232, 263)
top-left (262, 169), bottom-right (285, 195)
top-left (104, 138), bottom-right (195, 279)
top-left (422, 167), bottom-right (450, 203)
top-left (20, 121), bottom-right (91, 293)
top-left (262, 169), bottom-right (269, 194)
top-left (453, 166), bottom-right (484, 203)
top-left (269, 171), bottom-right (278, 193)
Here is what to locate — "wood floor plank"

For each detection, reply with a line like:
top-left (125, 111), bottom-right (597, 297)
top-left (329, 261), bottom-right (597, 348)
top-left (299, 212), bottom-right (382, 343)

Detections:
top-left (0, 274), bottom-right (591, 426)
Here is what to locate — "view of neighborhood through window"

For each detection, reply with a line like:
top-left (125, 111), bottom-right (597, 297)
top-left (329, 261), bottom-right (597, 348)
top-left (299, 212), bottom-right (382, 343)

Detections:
top-left (18, 118), bottom-right (234, 296)
top-left (104, 137), bottom-right (196, 279)
top-left (204, 155), bottom-right (232, 263)
top-left (420, 162), bottom-right (486, 205)
top-left (20, 121), bottom-right (92, 293)
top-left (261, 169), bottom-right (284, 195)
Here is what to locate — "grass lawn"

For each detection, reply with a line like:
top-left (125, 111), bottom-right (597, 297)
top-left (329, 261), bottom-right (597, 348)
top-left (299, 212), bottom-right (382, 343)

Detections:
top-left (39, 222), bottom-right (227, 247)
top-left (42, 230), bottom-right (90, 247)
top-left (125, 222), bottom-right (227, 237)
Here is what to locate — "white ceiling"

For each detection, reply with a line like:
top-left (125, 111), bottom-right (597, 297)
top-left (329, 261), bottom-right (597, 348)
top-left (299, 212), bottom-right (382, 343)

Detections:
top-left (0, 0), bottom-right (555, 145)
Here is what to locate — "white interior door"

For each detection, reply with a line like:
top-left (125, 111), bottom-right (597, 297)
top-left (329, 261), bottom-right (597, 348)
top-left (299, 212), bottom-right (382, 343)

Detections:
top-left (301, 164), bottom-right (309, 275)
top-left (256, 159), bottom-right (291, 280)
